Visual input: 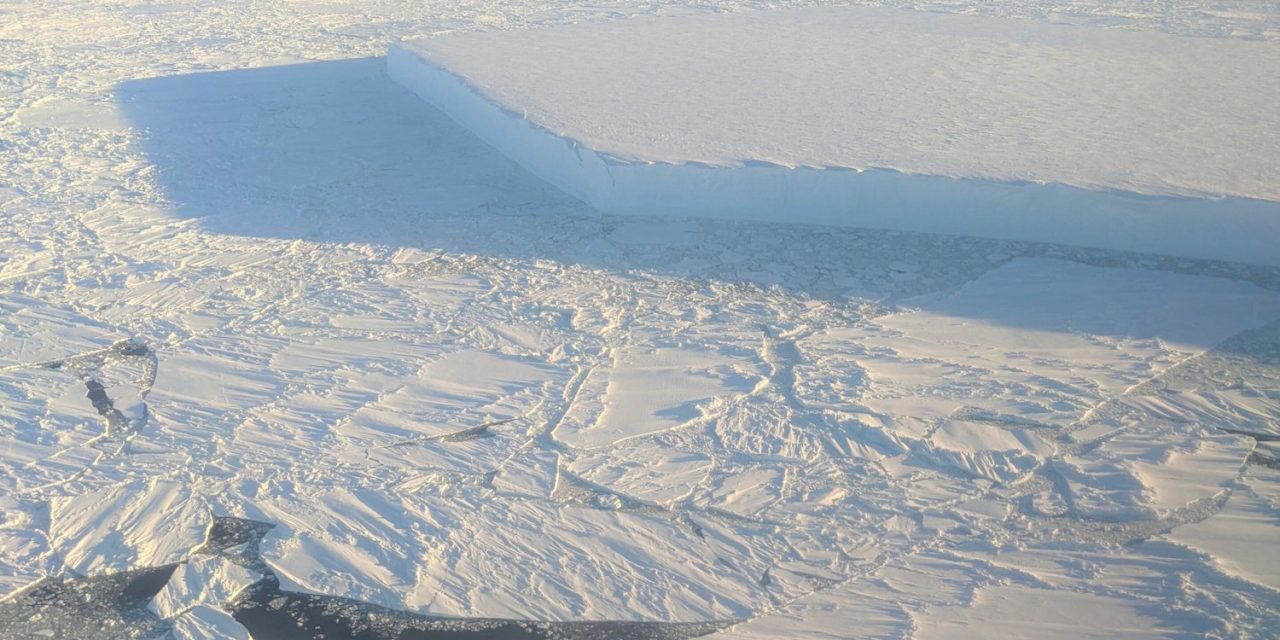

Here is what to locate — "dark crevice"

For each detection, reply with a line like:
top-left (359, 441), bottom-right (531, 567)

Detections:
top-left (28, 337), bottom-right (158, 438)
top-left (84, 378), bottom-right (130, 435)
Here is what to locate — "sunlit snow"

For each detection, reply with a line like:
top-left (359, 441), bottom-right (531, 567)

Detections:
top-left (1, 1), bottom-right (1278, 639)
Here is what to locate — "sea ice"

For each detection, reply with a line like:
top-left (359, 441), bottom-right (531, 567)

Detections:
top-left (148, 556), bottom-right (262, 619)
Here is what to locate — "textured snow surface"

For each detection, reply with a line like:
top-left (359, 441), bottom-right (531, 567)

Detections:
top-left (914, 586), bottom-right (1174, 640)
top-left (1167, 468), bottom-right (1280, 590)
top-left (3, 1), bottom-right (1280, 639)
top-left (170, 606), bottom-right (252, 640)
top-left (149, 557), bottom-right (261, 619)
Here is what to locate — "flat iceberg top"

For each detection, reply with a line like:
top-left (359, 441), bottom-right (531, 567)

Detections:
top-left (399, 6), bottom-right (1279, 201)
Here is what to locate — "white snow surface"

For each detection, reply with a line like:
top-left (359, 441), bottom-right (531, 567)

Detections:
top-left (391, 6), bottom-right (1280, 265)
top-left (169, 605), bottom-right (252, 640)
top-left (149, 556), bottom-right (262, 619)
top-left (399, 6), bottom-right (1277, 200)
top-left (3, 1), bottom-right (1280, 639)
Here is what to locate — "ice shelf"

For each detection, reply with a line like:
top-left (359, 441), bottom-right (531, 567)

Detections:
top-left (389, 5), bottom-right (1279, 265)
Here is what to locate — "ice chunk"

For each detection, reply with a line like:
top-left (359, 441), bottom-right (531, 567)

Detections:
top-left (169, 605), bottom-right (251, 640)
top-left (149, 556), bottom-right (262, 619)
top-left (1166, 471), bottom-right (1280, 590)
top-left (915, 585), bottom-right (1179, 639)
top-left (390, 6), bottom-right (1280, 265)
top-left (48, 480), bottom-right (207, 576)
top-left (554, 347), bottom-right (759, 449)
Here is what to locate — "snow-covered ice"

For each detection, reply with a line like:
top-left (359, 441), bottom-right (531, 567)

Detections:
top-left (148, 557), bottom-right (262, 619)
top-left (3, 1), bottom-right (1280, 639)
top-left (914, 585), bottom-right (1173, 640)
top-left (169, 605), bottom-right (252, 640)
top-left (391, 5), bottom-right (1280, 265)
top-left (555, 347), bottom-right (761, 449)
top-left (1167, 468), bottom-right (1280, 590)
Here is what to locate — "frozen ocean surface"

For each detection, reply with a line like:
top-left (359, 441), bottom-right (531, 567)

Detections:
top-left (2, 2), bottom-right (1280, 639)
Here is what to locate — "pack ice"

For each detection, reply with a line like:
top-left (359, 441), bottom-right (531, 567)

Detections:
top-left (391, 5), bottom-right (1279, 265)
top-left (3, 1), bottom-right (1280, 639)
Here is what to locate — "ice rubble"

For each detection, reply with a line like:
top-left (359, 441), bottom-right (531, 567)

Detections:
top-left (11, 257), bottom-right (1277, 635)
top-left (390, 5), bottom-right (1280, 266)
top-left (5, 1), bottom-right (1280, 637)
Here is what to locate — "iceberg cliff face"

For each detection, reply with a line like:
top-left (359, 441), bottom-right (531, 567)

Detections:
top-left (390, 6), bottom-right (1280, 266)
